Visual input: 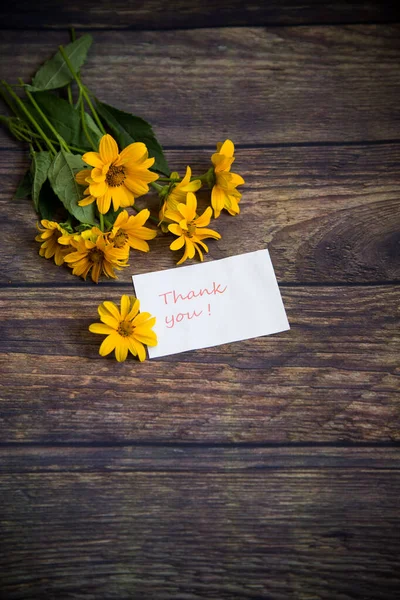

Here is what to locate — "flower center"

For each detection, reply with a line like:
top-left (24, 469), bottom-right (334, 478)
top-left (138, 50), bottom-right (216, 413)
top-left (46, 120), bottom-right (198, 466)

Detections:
top-left (118, 320), bottom-right (134, 337)
top-left (113, 231), bottom-right (128, 248)
top-left (187, 221), bottom-right (197, 237)
top-left (106, 165), bottom-right (126, 187)
top-left (88, 248), bottom-right (103, 264)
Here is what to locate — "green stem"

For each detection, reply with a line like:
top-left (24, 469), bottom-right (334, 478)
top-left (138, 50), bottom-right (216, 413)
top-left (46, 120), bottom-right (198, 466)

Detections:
top-left (67, 84), bottom-right (73, 105)
top-left (150, 181), bottom-right (164, 193)
top-left (12, 120), bottom-right (87, 152)
top-left (30, 131), bottom-right (86, 153)
top-left (59, 46), bottom-right (106, 136)
top-left (80, 99), bottom-right (97, 151)
top-left (81, 87), bottom-right (106, 135)
top-left (99, 213), bottom-right (105, 232)
top-left (0, 86), bottom-right (20, 118)
top-left (24, 85), bottom-right (71, 153)
top-left (1, 81), bottom-right (57, 155)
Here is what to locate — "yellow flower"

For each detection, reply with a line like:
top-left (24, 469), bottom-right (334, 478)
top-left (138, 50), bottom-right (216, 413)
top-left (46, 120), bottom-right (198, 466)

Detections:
top-left (35, 220), bottom-right (72, 266)
top-left (89, 295), bottom-right (157, 362)
top-left (64, 227), bottom-right (128, 283)
top-left (210, 139), bottom-right (245, 218)
top-left (165, 192), bottom-right (221, 265)
top-left (109, 209), bottom-right (157, 253)
top-left (159, 166), bottom-right (201, 223)
top-left (75, 134), bottom-right (159, 215)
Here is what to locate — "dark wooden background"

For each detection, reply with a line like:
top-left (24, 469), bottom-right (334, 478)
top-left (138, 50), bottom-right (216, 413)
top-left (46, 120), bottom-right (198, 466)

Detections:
top-left (1, 1), bottom-right (399, 598)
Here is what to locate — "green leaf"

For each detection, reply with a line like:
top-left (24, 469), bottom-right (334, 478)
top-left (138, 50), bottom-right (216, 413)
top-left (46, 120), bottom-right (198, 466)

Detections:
top-left (37, 179), bottom-right (64, 221)
top-left (84, 112), bottom-right (103, 148)
top-left (48, 151), bottom-right (97, 225)
top-left (95, 101), bottom-right (170, 176)
top-left (29, 91), bottom-right (94, 151)
top-left (29, 34), bottom-right (93, 91)
top-left (14, 169), bottom-right (32, 199)
top-left (30, 150), bottom-right (52, 211)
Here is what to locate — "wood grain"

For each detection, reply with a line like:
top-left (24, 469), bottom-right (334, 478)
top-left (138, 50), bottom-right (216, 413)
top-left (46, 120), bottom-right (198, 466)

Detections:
top-left (0, 285), bottom-right (398, 443)
top-left (1, 470), bottom-right (399, 599)
top-left (1, 26), bottom-right (400, 146)
top-left (1, 145), bottom-right (399, 284)
top-left (1, 445), bottom-right (400, 473)
top-left (1, 0), bottom-right (399, 30)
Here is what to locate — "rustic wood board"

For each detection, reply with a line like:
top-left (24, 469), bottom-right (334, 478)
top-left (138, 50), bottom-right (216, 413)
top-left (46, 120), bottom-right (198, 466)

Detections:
top-left (1, 26), bottom-right (400, 146)
top-left (1, 10), bottom-right (399, 600)
top-left (1, 470), bottom-right (399, 599)
top-left (1, 445), bottom-right (400, 472)
top-left (1, 0), bottom-right (398, 29)
top-left (1, 144), bottom-right (400, 284)
top-left (1, 285), bottom-right (398, 443)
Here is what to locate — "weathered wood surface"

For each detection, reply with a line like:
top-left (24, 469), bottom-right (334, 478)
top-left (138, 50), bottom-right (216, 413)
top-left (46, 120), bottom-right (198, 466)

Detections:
top-left (1, 26), bottom-right (400, 146)
top-left (1, 0), bottom-right (399, 29)
top-left (1, 445), bottom-right (400, 472)
top-left (1, 285), bottom-right (398, 443)
top-left (1, 470), bottom-right (399, 599)
top-left (1, 9), bottom-right (400, 600)
top-left (1, 144), bottom-right (400, 284)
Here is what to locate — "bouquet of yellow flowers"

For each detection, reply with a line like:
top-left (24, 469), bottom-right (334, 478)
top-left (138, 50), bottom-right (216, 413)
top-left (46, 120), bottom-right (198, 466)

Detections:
top-left (1, 31), bottom-right (244, 360)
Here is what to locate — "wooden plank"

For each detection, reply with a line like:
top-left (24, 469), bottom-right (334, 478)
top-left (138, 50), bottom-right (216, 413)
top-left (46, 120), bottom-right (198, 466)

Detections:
top-left (0, 285), bottom-right (398, 443)
top-left (1, 445), bottom-right (400, 473)
top-left (1, 145), bottom-right (400, 284)
top-left (1, 0), bottom-right (399, 30)
top-left (1, 26), bottom-right (400, 145)
top-left (1, 471), bottom-right (399, 599)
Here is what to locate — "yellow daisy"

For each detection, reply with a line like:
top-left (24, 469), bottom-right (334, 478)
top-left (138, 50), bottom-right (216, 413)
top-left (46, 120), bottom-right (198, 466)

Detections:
top-left (35, 220), bottom-right (72, 266)
top-left (89, 295), bottom-right (157, 362)
top-left (210, 139), bottom-right (245, 218)
top-left (165, 192), bottom-right (221, 265)
top-left (64, 227), bottom-right (128, 283)
top-left (76, 134), bottom-right (159, 215)
top-left (109, 209), bottom-right (157, 253)
top-left (159, 166), bottom-right (201, 222)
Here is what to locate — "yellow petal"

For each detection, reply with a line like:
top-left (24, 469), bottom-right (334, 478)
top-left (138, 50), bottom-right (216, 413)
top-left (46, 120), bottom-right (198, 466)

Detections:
top-left (126, 298), bottom-right (140, 321)
top-left (99, 333), bottom-right (120, 356)
top-left (99, 134), bottom-right (119, 164)
top-left (91, 167), bottom-right (107, 183)
top-left (112, 184), bottom-right (134, 209)
top-left (133, 331), bottom-right (158, 346)
top-left (211, 185), bottom-right (225, 218)
top-left (195, 207), bottom-right (212, 228)
top-left (168, 224), bottom-right (183, 237)
top-left (89, 323), bottom-right (115, 335)
top-left (127, 337), bottom-right (146, 362)
top-left (170, 236), bottom-right (185, 251)
top-left (185, 192), bottom-right (197, 220)
top-left (98, 305), bottom-right (119, 329)
top-left (219, 139), bottom-right (235, 157)
top-left (76, 169), bottom-right (92, 185)
top-left (132, 312), bottom-right (153, 327)
top-left (116, 142), bottom-right (147, 165)
top-left (102, 301), bottom-right (122, 321)
top-left (120, 295), bottom-right (131, 319)
top-left (115, 338), bottom-right (128, 362)
top-left (113, 210), bottom-right (129, 229)
top-left (82, 152), bottom-right (103, 168)
top-left (90, 180), bottom-right (107, 197)
top-left (97, 190), bottom-right (112, 214)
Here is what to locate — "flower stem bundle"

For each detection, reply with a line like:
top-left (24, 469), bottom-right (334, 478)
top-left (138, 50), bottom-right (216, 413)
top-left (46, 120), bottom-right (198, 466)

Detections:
top-left (1, 32), bottom-right (245, 360)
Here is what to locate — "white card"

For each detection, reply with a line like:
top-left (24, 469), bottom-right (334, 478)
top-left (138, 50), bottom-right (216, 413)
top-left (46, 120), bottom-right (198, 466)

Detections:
top-left (132, 249), bottom-right (290, 358)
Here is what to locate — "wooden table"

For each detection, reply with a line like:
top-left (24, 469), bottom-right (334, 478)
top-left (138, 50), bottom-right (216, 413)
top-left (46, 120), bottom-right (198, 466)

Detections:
top-left (1, 2), bottom-right (399, 598)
